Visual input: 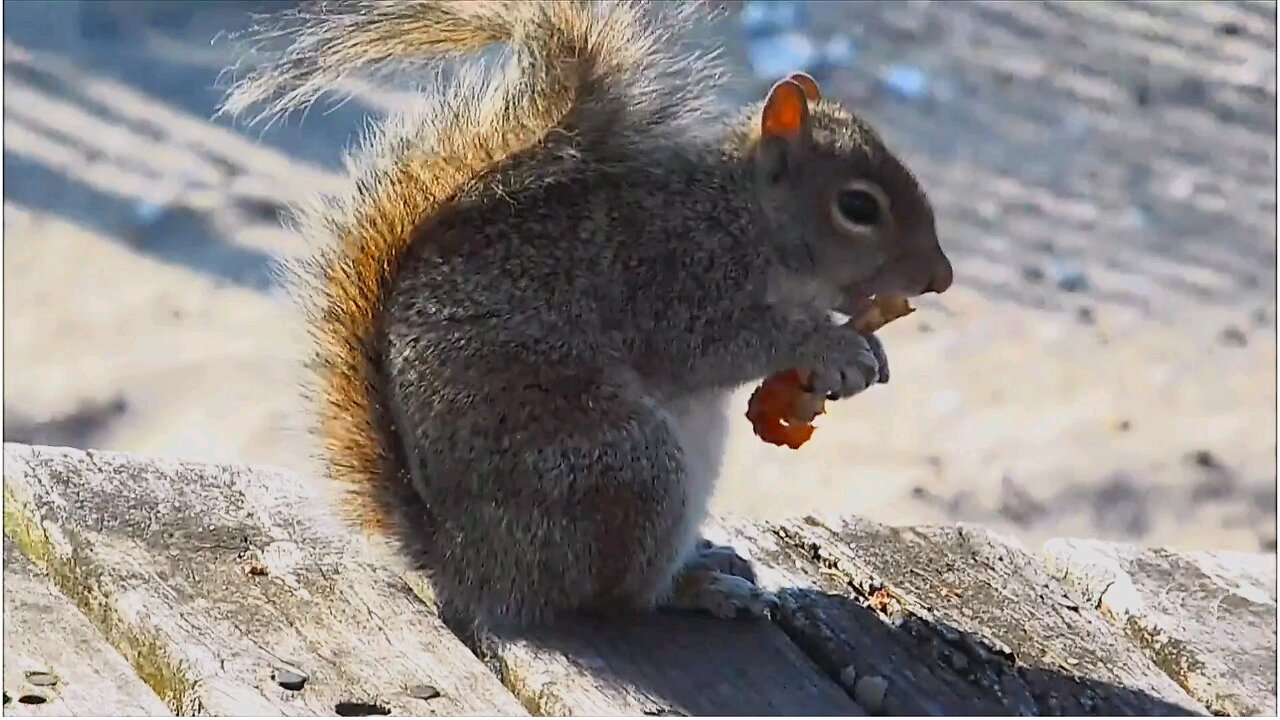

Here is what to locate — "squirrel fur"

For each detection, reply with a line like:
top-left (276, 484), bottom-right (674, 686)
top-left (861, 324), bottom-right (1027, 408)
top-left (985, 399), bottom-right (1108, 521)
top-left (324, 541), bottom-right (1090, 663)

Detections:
top-left (223, 0), bottom-right (953, 629)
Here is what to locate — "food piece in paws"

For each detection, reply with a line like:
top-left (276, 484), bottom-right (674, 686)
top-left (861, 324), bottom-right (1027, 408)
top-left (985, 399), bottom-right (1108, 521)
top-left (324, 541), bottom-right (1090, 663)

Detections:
top-left (852, 294), bottom-right (915, 334)
top-left (746, 369), bottom-right (825, 449)
top-left (747, 295), bottom-right (916, 449)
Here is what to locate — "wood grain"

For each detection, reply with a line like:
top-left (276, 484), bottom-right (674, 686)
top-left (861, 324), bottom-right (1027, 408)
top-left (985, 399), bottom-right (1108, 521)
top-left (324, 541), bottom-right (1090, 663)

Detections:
top-left (402, 575), bottom-right (863, 715)
top-left (3, 443), bottom-right (526, 716)
top-left (712, 517), bottom-right (1211, 715)
top-left (1044, 538), bottom-right (1277, 716)
top-left (3, 537), bottom-right (171, 717)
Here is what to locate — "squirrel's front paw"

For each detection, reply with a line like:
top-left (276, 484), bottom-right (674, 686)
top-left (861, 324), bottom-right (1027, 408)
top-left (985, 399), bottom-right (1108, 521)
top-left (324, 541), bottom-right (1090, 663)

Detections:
top-left (666, 568), bottom-right (777, 620)
top-left (801, 331), bottom-right (888, 401)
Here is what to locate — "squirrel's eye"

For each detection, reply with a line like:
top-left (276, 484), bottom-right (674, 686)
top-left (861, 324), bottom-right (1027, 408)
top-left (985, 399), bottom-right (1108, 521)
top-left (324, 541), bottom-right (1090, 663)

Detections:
top-left (834, 188), bottom-right (881, 227)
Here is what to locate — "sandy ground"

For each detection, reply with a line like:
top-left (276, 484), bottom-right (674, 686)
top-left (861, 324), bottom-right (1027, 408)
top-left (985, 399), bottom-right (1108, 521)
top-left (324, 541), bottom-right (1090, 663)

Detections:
top-left (4, 1), bottom-right (1276, 553)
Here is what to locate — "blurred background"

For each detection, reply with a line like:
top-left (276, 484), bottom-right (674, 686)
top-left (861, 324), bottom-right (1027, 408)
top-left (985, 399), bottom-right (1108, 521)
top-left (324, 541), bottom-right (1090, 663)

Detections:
top-left (3, 0), bottom-right (1276, 553)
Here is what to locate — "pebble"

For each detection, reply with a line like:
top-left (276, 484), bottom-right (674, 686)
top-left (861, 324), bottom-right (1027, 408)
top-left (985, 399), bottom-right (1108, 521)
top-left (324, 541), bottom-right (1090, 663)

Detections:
top-left (1187, 449), bottom-right (1224, 470)
top-left (838, 664), bottom-right (858, 689)
top-left (24, 672), bottom-right (57, 688)
top-left (273, 668), bottom-right (308, 692)
top-left (1050, 260), bottom-right (1090, 292)
top-left (1075, 306), bottom-right (1096, 325)
top-left (853, 675), bottom-right (889, 713)
top-left (407, 684), bottom-right (441, 701)
top-left (235, 195), bottom-right (288, 224)
top-left (1218, 325), bottom-right (1248, 347)
top-left (1216, 20), bottom-right (1243, 36)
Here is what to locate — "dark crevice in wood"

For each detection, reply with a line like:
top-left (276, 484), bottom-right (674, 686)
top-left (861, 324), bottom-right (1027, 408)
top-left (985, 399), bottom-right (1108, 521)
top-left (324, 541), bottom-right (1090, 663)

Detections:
top-left (761, 518), bottom-right (1207, 716)
top-left (765, 523), bottom-right (1035, 714)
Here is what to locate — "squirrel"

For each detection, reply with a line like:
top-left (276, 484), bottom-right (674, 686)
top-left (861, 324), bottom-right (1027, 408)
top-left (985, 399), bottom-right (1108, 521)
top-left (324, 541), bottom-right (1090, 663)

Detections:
top-left (222, 0), bottom-right (953, 630)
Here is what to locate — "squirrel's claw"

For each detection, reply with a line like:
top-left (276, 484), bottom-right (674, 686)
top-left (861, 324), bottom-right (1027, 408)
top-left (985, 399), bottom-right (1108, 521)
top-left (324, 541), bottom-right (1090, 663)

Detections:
top-left (803, 332), bottom-right (884, 401)
top-left (867, 333), bottom-right (890, 384)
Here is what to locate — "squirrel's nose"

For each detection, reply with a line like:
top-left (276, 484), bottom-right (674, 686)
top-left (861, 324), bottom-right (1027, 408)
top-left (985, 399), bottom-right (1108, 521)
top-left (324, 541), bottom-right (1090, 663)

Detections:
top-left (923, 254), bottom-right (953, 294)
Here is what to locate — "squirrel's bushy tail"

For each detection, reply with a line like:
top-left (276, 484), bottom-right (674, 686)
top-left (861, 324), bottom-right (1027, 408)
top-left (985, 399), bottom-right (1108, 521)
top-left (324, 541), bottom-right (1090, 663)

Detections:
top-left (222, 0), bottom-right (724, 140)
top-left (220, 1), bottom-right (724, 539)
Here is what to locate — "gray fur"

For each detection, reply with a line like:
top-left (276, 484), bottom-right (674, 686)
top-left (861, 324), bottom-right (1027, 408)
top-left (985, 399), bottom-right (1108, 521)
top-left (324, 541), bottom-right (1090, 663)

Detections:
top-left (222, 0), bottom-right (953, 629)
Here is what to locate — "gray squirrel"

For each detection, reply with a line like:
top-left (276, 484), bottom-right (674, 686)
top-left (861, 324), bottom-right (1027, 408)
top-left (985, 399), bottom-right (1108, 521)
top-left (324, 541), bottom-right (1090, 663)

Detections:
top-left (223, 0), bottom-right (953, 629)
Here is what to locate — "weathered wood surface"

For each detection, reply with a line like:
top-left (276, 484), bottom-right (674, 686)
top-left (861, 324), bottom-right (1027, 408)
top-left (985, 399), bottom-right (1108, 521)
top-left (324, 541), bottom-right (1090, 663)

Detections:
top-left (450, 603), bottom-right (862, 716)
top-left (3, 443), bottom-right (861, 716)
top-left (3, 537), bottom-right (172, 717)
top-left (710, 517), bottom-right (1212, 715)
top-left (2, 443), bottom-right (526, 716)
top-left (6, 442), bottom-right (1269, 717)
top-left (1044, 538), bottom-right (1278, 716)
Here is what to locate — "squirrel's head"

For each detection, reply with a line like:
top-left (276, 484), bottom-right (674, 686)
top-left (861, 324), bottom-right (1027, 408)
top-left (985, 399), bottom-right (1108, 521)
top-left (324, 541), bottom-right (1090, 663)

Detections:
top-left (749, 73), bottom-right (953, 314)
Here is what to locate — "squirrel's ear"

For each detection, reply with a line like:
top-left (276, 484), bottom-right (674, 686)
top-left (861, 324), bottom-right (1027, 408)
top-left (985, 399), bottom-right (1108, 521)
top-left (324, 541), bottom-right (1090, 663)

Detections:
top-left (760, 78), bottom-right (812, 141)
top-left (757, 78), bottom-right (813, 187)
top-left (787, 72), bottom-right (822, 103)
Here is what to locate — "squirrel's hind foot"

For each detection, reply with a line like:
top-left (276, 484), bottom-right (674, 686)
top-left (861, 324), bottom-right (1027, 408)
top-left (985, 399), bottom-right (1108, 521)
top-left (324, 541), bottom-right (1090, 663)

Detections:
top-left (687, 538), bottom-right (758, 584)
top-left (663, 539), bottom-right (775, 619)
top-left (664, 566), bottom-right (777, 620)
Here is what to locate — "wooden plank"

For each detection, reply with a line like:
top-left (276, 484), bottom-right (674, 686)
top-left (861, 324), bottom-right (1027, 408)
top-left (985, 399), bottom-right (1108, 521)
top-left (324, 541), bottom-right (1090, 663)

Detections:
top-left (3, 537), bottom-right (171, 717)
top-left (2, 443), bottom-right (527, 716)
top-left (708, 517), bottom-right (1211, 715)
top-left (1043, 538), bottom-right (1277, 716)
top-left (468, 612), bottom-right (860, 716)
top-left (402, 570), bottom-right (864, 715)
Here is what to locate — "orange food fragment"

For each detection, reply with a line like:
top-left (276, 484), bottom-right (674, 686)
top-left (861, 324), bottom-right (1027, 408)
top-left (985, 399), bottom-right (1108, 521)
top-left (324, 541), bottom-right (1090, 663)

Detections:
top-left (746, 369), bottom-right (825, 449)
top-left (747, 296), bottom-right (916, 449)
top-left (852, 295), bottom-right (915, 334)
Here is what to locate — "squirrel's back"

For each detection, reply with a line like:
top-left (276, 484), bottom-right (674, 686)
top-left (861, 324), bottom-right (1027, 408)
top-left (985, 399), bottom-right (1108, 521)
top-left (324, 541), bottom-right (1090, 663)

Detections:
top-left (221, 0), bottom-right (727, 537)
